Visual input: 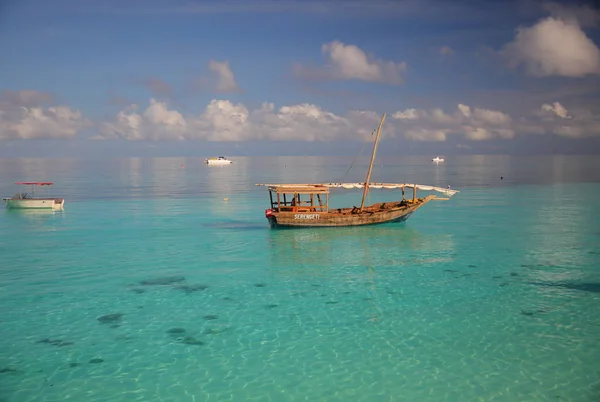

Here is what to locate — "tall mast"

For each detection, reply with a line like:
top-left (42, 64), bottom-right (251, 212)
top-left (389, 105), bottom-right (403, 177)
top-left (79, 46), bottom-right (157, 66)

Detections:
top-left (359, 112), bottom-right (386, 212)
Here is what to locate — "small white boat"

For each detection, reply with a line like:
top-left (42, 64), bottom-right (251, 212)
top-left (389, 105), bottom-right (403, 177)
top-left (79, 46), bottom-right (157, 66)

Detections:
top-left (432, 157), bottom-right (444, 163)
top-left (3, 182), bottom-right (65, 211)
top-left (204, 156), bottom-right (233, 165)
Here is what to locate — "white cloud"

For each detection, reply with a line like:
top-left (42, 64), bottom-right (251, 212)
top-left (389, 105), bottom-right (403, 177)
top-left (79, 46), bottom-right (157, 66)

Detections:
top-left (404, 128), bottom-right (448, 142)
top-left (392, 108), bottom-right (419, 120)
top-left (100, 99), bottom-right (527, 143)
top-left (100, 98), bottom-right (396, 142)
top-left (208, 60), bottom-right (241, 93)
top-left (553, 126), bottom-right (584, 138)
top-left (100, 99), bottom-right (186, 140)
top-left (501, 16), bottom-right (600, 77)
top-left (0, 90), bottom-right (89, 140)
top-left (294, 40), bottom-right (407, 85)
top-left (0, 87), bottom-right (573, 144)
top-left (541, 102), bottom-right (571, 119)
top-left (522, 102), bottom-right (600, 138)
top-left (193, 99), bottom-right (249, 141)
top-left (101, 97), bottom-right (600, 142)
top-left (392, 103), bottom-right (514, 141)
top-left (542, 2), bottom-right (600, 28)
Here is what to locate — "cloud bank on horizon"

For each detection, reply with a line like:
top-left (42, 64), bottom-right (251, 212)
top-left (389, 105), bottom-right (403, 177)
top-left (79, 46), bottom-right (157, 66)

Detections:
top-left (1, 0), bottom-right (599, 151)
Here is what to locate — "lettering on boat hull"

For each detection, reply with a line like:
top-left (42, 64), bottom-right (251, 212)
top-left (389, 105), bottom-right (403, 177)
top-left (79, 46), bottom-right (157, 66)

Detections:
top-left (294, 214), bottom-right (321, 220)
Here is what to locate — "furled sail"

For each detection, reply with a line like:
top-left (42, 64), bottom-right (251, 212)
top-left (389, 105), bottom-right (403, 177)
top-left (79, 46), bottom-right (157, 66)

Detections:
top-left (322, 183), bottom-right (459, 196)
top-left (255, 182), bottom-right (460, 196)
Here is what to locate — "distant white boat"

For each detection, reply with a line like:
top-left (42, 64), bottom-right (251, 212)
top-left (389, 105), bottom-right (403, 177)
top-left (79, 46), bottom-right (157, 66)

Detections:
top-left (204, 156), bottom-right (233, 165)
top-left (3, 182), bottom-right (65, 210)
top-left (432, 157), bottom-right (444, 163)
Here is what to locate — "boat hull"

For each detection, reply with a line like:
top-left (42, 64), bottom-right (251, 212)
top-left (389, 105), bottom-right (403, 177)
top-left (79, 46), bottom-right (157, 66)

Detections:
top-left (266, 196), bottom-right (434, 228)
top-left (4, 198), bottom-right (65, 210)
top-left (205, 160), bottom-right (232, 165)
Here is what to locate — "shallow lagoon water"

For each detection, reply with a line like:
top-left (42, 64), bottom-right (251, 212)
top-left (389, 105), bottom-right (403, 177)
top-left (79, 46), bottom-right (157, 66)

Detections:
top-left (1, 155), bottom-right (599, 401)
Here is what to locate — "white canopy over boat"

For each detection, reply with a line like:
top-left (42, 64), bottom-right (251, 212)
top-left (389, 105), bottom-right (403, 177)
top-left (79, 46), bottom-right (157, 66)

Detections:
top-left (256, 182), bottom-right (459, 196)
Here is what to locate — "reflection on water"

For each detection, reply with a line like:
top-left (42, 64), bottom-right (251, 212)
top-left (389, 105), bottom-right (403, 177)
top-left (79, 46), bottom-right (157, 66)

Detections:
top-left (3, 208), bottom-right (64, 219)
top-left (267, 224), bottom-right (456, 276)
top-left (205, 157), bottom-right (250, 197)
top-left (1, 208), bottom-right (64, 234)
top-left (265, 223), bottom-right (457, 324)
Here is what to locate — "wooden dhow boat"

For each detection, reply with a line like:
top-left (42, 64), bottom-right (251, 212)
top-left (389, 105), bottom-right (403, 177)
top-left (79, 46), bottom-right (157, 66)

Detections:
top-left (256, 113), bottom-right (459, 228)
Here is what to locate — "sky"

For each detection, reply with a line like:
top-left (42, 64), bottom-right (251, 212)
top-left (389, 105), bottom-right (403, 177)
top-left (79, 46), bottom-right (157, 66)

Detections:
top-left (1, 0), bottom-right (600, 157)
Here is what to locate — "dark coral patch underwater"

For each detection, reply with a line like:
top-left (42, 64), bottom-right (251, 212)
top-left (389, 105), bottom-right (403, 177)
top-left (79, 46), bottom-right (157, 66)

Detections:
top-left (97, 313), bottom-right (123, 324)
top-left (139, 276), bottom-right (186, 286)
top-left (180, 336), bottom-right (204, 346)
top-left (37, 338), bottom-right (74, 347)
top-left (173, 284), bottom-right (209, 293)
top-left (203, 221), bottom-right (266, 231)
top-left (165, 327), bottom-right (205, 346)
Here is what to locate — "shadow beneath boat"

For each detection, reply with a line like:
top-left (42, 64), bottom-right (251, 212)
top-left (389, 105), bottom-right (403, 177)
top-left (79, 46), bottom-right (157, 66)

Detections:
top-left (267, 223), bottom-right (427, 245)
top-left (203, 220), bottom-right (267, 231)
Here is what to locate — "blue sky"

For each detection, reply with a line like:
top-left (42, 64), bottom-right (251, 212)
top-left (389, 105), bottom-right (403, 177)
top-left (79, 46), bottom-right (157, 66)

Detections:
top-left (1, 0), bottom-right (600, 156)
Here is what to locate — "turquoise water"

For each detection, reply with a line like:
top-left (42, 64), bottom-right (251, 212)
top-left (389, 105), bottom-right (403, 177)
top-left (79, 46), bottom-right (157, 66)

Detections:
top-left (1, 155), bottom-right (599, 401)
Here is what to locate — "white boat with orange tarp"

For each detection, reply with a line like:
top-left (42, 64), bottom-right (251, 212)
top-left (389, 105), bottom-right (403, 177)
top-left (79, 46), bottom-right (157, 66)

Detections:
top-left (3, 182), bottom-right (65, 210)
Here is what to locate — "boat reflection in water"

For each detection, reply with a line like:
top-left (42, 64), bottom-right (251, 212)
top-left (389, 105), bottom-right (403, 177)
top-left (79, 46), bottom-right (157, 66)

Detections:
top-left (267, 224), bottom-right (456, 276)
top-left (266, 224), bottom-right (455, 323)
top-left (3, 208), bottom-right (64, 234)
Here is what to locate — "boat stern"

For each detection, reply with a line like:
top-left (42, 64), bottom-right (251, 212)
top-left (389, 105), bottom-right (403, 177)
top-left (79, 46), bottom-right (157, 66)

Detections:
top-left (265, 209), bottom-right (278, 228)
top-left (53, 198), bottom-right (65, 211)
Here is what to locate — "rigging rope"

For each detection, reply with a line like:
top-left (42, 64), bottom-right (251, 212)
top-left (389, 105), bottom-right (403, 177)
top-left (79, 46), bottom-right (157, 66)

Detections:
top-left (338, 129), bottom-right (375, 183)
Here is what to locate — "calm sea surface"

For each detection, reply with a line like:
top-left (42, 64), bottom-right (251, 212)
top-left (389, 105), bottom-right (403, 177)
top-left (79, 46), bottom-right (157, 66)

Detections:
top-left (1, 155), bottom-right (599, 401)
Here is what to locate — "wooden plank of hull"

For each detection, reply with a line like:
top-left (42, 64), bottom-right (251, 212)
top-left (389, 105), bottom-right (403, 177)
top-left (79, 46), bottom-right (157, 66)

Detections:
top-left (267, 195), bottom-right (435, 228)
